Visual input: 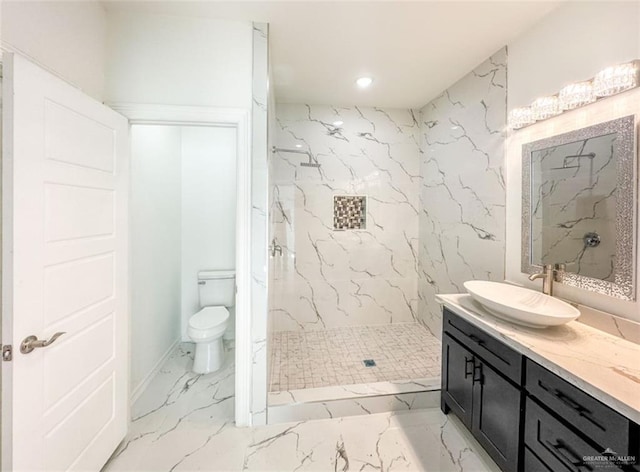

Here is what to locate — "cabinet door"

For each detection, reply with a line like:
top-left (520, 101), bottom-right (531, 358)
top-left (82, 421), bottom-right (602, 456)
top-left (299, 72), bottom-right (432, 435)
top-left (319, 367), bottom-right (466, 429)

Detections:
top-left (442, 334), bottom-right (474, 428)
top-left (472, 360), bottom-right (522, 472)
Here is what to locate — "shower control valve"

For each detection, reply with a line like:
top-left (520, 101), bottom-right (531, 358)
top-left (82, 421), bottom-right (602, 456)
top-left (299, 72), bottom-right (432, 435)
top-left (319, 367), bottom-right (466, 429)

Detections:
top-left (583, 232), bottom-right (601, 248)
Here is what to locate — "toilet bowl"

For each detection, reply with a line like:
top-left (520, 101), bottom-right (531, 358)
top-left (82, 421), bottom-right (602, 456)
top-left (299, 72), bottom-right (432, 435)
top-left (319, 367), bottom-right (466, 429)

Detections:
top-left (188, 306), bottom-right (229, 374)
top-left (187, 269), bottom-right (235, 374)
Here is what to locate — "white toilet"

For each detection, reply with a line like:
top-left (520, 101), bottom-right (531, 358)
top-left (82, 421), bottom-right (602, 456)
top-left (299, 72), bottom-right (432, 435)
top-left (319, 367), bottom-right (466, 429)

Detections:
top-left (187, 270), bottom-right (235, 374)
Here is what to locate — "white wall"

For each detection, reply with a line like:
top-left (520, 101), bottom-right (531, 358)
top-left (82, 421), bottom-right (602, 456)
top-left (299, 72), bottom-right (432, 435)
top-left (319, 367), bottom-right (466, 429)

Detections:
top-left (506, 2), bottom-right (640, 322)
top-left (181, 126), bottom-right (237, 338)
top-left (130, 126), bottom-right (182, 396)
top-left (508, 1), bottom-right (640, 109)
top-left (505, 88), bottom-right (640, 323)
top-left (2, 0), bottom-right (107, 101)
top-left (105, 9), bottom-right (249, 399)
top-left (131, 125), bottom-right (237, 393)
top-left (105, 11), bottom-right (252, 108)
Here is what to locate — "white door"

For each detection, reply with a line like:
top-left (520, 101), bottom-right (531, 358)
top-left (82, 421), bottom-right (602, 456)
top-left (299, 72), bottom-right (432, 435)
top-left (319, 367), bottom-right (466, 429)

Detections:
top-left (2, 53), bottom-right (129, 471)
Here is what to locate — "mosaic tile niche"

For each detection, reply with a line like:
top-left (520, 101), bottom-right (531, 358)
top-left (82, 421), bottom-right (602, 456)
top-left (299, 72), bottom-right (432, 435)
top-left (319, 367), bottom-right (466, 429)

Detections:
top-left (333, 195), bottom-right (366, 230)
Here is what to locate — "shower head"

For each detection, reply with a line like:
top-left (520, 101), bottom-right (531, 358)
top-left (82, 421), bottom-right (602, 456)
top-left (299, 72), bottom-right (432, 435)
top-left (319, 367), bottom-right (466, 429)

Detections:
top-left (272, 146), bottom-right (321, 168)
top-left (549, 152), bottom-right (596, 171)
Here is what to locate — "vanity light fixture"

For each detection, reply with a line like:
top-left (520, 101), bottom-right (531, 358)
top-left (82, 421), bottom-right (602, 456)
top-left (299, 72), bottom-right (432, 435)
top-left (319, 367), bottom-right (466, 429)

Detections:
top-left (593, 60), bottom-right (640, 97)
top-left (356, 77), bottom-right (373, 88)
top-left (559, 81), bottom-right (596, 110)
top-left (508, 59), bottom-right (640, 130)
top-left (530, 96), bottom-right (562, 121)
top-left (508, 107), bottom-right (536, 130)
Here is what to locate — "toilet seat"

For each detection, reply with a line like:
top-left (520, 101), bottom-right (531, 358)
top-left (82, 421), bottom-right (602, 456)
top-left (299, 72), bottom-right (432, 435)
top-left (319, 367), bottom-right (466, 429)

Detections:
top-left (188, 306), bottom-right (229, 341)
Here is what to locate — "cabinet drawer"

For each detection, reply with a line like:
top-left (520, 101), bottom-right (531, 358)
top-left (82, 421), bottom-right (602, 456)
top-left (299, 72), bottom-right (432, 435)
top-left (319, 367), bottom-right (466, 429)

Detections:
top-left (443, 308), bottom-right (522, 384)
top-left (524, 446), bottom-right (554, 472)
top-left (526, 359), bottom-right (632, 455)
top-left (525, 398), bottom-right (604, 472)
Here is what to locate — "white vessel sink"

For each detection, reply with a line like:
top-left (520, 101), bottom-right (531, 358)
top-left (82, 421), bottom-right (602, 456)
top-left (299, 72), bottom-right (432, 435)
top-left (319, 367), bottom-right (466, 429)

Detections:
top-left (463, 281), bottom-right (581, 328)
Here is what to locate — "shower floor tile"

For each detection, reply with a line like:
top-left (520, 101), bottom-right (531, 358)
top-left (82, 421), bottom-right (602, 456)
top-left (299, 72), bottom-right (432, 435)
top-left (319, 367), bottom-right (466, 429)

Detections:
top-left (269, 322), bottom-right (441, 392)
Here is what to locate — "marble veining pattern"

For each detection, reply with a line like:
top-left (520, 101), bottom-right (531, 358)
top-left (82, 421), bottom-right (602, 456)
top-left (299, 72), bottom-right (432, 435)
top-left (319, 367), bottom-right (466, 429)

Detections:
top-left (250, 22), bottom-right (270, 426)
top-left (418, 48), bottom-right (507, 337)
top-left (269, 323), bottom-right (440, 392)
top-left (520, 114), bottom-right (637, 301)
top-left (266, 390), bottom-right (440, 424)
top-left (437, 294), bottom-right (640, 423)
top-left (268, 377), bottom-right (441, 407)
top-left (577, 304), bottom-right (640, 345)
top-left (270, 104), bottom-right (421, 331)
top-left (102, 343), bottom-right (499, 472)
top-left (530, 133), bottom-right (617, 281)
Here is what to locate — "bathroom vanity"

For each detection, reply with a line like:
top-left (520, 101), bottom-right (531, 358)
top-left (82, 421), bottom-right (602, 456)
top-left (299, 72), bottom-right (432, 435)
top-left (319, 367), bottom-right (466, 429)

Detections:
top-left (438, 294), bottom-right (640, 472)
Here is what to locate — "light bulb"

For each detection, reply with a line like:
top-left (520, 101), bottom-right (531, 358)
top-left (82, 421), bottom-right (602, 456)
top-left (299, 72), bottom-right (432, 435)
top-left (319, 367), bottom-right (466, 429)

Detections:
top-left (530, 96), bottom-right (561, 121)
top-left (356, 77), bottom-right (373, 88)
top-left (593, 61), bottom-right (639, 97)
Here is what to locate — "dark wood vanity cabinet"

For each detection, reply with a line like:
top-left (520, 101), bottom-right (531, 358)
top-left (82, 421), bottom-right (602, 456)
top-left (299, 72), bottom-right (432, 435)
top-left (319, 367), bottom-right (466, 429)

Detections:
top-left (441, 308), bottom-right (640, 472)
top-left (524, 359), bottom-right (640, 472)
top-left (441, 309), bottom-right (523, 472)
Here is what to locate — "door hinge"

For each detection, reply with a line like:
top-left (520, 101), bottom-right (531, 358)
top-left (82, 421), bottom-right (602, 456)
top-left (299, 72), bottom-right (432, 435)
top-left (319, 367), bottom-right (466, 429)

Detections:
top-left (2, 344), bottom-right (13, 361)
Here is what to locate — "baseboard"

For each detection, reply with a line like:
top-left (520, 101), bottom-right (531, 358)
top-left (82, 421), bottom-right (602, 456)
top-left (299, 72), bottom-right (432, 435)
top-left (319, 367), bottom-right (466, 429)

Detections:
top-left (130, 338), bottom-right (180, 404)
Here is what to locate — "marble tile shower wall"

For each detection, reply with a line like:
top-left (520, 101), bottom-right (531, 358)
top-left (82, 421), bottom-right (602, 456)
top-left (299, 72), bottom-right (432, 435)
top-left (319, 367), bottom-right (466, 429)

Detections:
top-left (418, 48), bottom-right (508, 336)
top-left (270, 104), bottom-right (422, 331)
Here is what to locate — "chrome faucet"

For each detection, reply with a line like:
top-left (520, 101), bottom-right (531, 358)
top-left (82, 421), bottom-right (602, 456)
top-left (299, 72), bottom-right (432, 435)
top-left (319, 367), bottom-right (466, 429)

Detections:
top-left (528, 264), bottom-right (564, 296)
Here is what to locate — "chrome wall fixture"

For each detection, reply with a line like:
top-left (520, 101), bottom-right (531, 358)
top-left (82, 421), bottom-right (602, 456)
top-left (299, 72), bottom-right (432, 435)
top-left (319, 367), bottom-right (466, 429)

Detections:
top-left (272, 146), bottom-right (321, 168)
top-left (509, 60), bottom-right (640, 130)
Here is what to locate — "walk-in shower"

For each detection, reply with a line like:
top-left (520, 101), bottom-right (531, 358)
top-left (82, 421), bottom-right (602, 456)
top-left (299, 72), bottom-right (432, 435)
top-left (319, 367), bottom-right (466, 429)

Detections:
top-left (266, 104), bottom-right (441, 421)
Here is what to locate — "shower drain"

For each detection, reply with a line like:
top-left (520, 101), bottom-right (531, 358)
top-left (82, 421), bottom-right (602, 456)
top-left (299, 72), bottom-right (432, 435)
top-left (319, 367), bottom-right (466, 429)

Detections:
top-left (363, 359), bottom-right (376, 367)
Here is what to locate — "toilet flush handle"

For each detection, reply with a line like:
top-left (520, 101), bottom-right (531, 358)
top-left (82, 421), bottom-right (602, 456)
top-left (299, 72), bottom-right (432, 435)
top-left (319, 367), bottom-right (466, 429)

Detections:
top-left (198, 281), bottom-right (206, 285)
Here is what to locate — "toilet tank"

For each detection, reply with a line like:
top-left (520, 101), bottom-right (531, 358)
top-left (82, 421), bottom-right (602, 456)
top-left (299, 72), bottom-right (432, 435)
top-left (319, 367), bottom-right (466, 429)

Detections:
top-left (198, 270), bottom-right (235, 307)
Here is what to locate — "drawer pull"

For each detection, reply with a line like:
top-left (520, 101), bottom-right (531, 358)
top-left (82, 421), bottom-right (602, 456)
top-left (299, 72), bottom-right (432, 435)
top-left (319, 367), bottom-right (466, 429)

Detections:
top-left (468, 333), bottom-right (485, 346)
top-left (539, 381), bottom-right (605, 431)
top-left (547, 439), bottom-right (594, 471)
top-left (468, 330), bottom-right (511, 366)
top-left (464, 356), bottom-right (474, 379)
top-left (472, 361), bottom-right (483, 385)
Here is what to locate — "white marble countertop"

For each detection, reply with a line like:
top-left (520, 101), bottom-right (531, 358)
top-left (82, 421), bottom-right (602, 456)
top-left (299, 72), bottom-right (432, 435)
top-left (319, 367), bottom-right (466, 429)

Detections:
top-left (437, 294), bottom-right (640, 424)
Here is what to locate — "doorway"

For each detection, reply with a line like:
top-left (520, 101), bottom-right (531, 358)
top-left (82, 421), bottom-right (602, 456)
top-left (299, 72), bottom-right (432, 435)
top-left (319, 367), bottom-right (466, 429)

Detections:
top-left (111, 104), bottom-right (252, 427)
top-left (129, 124), bottom-right (237, 400)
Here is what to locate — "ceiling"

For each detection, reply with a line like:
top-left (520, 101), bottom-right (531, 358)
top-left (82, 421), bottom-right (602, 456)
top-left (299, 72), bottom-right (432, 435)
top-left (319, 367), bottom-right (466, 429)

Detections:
top-left (102, 1), bottom-right (561, 109)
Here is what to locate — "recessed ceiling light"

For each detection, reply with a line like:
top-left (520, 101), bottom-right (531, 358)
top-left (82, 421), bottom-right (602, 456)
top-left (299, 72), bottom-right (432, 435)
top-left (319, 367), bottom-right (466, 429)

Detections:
top-left (333, 120), bottom-right (344, 127)
top-left (356, 77), bottom-right (373, 88)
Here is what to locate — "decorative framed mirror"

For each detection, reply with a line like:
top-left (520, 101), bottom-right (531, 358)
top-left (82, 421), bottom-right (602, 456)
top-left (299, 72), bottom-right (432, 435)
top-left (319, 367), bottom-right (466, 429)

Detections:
top-left (521, 115), bottom-right (637, 300)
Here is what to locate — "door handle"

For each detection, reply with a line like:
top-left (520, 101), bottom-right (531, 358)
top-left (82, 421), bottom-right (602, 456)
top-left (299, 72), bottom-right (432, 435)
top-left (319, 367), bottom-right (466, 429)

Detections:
top-left (20, 332), bottom-right (66, 354)
top-left (472, 361), bottom-right (483, 384)
top-left (464, 356), bottom-right (474, 378)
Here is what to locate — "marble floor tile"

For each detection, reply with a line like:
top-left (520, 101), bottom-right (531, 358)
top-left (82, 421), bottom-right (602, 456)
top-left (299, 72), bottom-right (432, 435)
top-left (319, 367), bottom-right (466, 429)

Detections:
top-left (103, 342), bottom-right (498, 472)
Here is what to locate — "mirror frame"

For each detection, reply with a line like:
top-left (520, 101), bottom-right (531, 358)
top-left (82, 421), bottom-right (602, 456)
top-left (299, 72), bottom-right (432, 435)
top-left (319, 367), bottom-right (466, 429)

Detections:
top-left (521, 115), bottom-right (637, 301)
